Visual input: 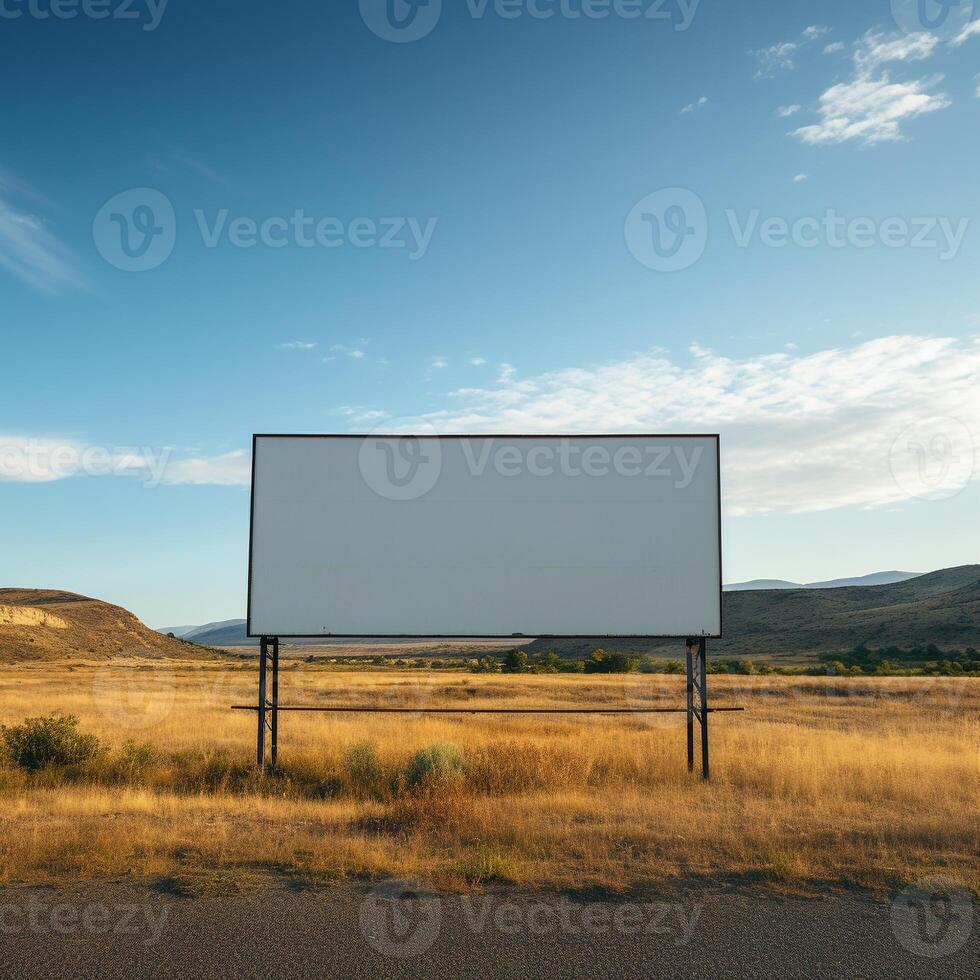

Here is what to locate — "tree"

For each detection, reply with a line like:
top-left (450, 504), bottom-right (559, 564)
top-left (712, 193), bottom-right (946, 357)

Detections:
top-left (502, 649), bottom-right (529, 674)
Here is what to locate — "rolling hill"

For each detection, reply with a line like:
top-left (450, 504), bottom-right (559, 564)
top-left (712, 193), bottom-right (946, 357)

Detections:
top-left (528, 565), bottom-right (980, 659)
top-left (724, 571), bottom-right (922, 591)
top-left (156, 566), bottom-right (979, 660)
top-left (0, 589), bottom-right (220, 662)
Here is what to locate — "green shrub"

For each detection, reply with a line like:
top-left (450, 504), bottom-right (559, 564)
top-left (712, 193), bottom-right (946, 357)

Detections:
top-left (584, 650), bottom-right (638, 674)
top-left (1, 714), bottom-right (102, 771)
top-left (406, 742), bottom-right (467, 789)
top-left (344, 740), bottom-right (385, 794)
top-left (502, 650), bottom-right (529, 674)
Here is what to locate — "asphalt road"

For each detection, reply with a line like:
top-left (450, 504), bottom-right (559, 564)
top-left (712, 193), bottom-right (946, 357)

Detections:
top-left (0, 880), bottom-right (975, 979)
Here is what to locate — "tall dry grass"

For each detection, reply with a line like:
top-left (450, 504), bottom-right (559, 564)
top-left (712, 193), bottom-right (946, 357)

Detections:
top-left (0, 661), bottom-right (976, 893)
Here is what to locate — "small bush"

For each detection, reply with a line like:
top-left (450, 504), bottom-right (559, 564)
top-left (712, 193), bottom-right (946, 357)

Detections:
top-left (406, 742), bottom-right (467, 789)
top-left (344, 740), bottom-right (386, 796)
top-left (584, 650), bottom-right (638, 674)
top-left (1, 714), bottom-right (102, 772)
top-left (117, 740), bottom-right (157, 778)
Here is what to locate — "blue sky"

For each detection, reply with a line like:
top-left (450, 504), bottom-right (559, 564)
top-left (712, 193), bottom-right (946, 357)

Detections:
top-left (1, 0), bottom-right (978, 626)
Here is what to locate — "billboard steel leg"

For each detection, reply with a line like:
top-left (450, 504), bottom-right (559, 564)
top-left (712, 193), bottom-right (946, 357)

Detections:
top-left (257, 637), bottom-right (268, 768)
top-left (685, 637), bottom-right (710, 780)
top-left (685, 644), bottom-right (695, 773)
top-left (270, 637), bottom-right (280, 768)
top-left (257, 636), bottom-right (280, 770)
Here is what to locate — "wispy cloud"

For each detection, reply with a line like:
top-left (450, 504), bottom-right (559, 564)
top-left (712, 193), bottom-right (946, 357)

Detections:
top-left (0, 440), bottom-right (250, 488)
top-left (950, 19), bottom-right (980, 48)
top-left (158, 450), bottom-right (250, 486)
top-left (792, 31), bottom-right (951, 146)
top-left (853, 31), bottom-right (941, 73)
top-left (277, 340), bottom-right (318, 350)
top-left (0, 168), bottom-right (85, 293)
top-left (751, 25), bottom-right (831, 78)
top-left (337, 406), bottom-right (390, 425)
top-left (776, 104), bottom-right (801, 117)
top-left (680, 96), bottom-right (708, 115)
top-left (793, 173), bottom-right (809, 183)
top-left (430, 357), bottom-right (449, 370)
top-left (824, 41), bottom-right (845, 55)
top-left (329, 341), bottom-right (370, 360)
top-left (147, 142), bottom-right (246, 194)
top-left (469, 356), bottom-right (487, 366)
top-left (411, 336), bottom-right (980, 516)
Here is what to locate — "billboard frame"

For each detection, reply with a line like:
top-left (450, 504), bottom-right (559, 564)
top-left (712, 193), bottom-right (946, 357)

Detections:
top-left (245, 432), bottom-right (723, 640)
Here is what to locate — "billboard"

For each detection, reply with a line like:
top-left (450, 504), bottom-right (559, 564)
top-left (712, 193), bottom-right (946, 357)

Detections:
top-left (247, 434), bottom-right (721, 638)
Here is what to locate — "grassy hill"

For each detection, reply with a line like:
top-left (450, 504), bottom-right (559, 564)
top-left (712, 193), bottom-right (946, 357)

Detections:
top-left (0, 589), bottom-right (220, 662)
top-left (528, 565), bottom-right (980, 661)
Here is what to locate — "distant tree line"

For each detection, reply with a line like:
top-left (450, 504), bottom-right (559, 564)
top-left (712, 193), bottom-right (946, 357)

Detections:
top-left (295, 644), bottom-right (979, 677)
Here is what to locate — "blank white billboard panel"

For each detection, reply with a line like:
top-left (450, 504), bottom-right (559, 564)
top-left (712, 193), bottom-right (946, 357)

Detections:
top-left (247, 434), bottom-right (721, 638)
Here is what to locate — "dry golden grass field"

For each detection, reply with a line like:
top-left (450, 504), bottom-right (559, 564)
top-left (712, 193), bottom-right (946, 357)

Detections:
top-left (0, 660), bottom-right (976, 896)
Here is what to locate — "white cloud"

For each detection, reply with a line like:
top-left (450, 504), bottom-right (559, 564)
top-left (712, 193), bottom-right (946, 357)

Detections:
top-left (950, 19), bottom-right (980, 48)
top-left (330, 341), bottom-right (371, 359)
top-left (792, 30), bottom-right (951, 146)
top-left (431, 357), bottom-right (449, 370)
top-left (158, 450), bottom-right (250, 486)
top-left (0, 169), bottom-right (85, 294)
top-left (776, 104), bottom-right (801, 117)
top-left (470, 356), bottom-right (487, 366)
top-left (793, 173), bottom-right (809, 183)
top-left (680, 96), bottom-right (708, 114)
top-left (413, 336), bottom-right (980, 516)
top-left (751, 40), bottom-right (801, 78)
top-left (0, 440), bottom-right (251, 488)
top-left (976, 73), bottom-right (980, 98)
top-left (792, 74), bottom-right (950, 145)
top-left (277, 340), bottom-right (318, 350)
top-left (854, 31), bottom-right (940, 74)
top-left (751, 25), bottom-right (831, 78)
top-left (823, 41), bottom-right (846, 55)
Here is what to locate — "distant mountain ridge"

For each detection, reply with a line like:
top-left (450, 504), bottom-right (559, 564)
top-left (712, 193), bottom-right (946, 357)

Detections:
top-left (724, 571), bottom-right (922, 591)
top-left (158, 567), bottom-right (977, 657)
